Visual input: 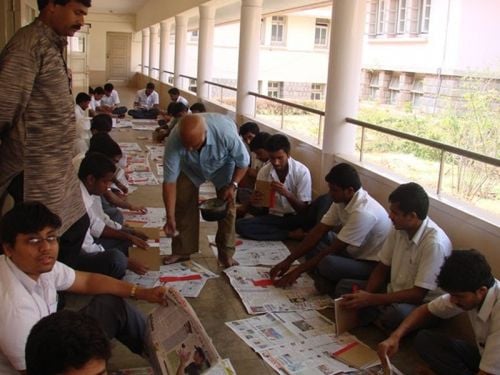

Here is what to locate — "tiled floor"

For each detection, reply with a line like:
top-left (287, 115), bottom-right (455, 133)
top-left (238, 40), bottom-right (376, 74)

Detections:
top-left (73, 86), bottom-right (424, 374)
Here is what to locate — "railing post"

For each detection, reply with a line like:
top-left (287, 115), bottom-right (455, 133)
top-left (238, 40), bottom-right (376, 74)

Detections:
top-left (280, 103), bottom-right (284, 130)
top-left (360, 126), bottom-right (366, 162)
top-left (317, 115), bottom-right (323, 146)
top-left (254, 96), bottom-right (257, 118)
top-left (220, 87), bottom-right (223, 104)
top-left (437, 150), bottom-right (445, 195)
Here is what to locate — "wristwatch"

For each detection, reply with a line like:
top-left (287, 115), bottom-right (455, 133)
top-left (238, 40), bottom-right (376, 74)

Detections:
top-left (230, 181), bottom-right (239, 190)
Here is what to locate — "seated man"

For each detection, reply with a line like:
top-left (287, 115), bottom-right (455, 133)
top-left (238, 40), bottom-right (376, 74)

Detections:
top-left (89, 86), bottom-right (105, 117)
top-left (90, 113), bottom-right (113, 135)
top-left (0, 202), bottom-right (168, 374)
top-left (74, 92), bottom-right (91, 123)
top-left (25, 310), bottom-right (111, 375)
top-left (270, 163), bottom-right (391, 288)
top-left (239, 121), bottom-right (260, 146)
top-left (168, 87), bottom-right (189, 107)
top-left (100, 83), bottom-right (127, 115)
top-left (128, 82), bottom-right (160, 119)
top-left (236, 134), bottom-right (312, 241)
top-left (155, 102), bottom-right (189, 143)
top-left (339, 182), bottom-right (452, 332)
top-left (190, 102), bottom-right (206, 113)
top-left (378, 249), bottom-right (499, 375)
top-left (74, 92), bottom-right (92, 155)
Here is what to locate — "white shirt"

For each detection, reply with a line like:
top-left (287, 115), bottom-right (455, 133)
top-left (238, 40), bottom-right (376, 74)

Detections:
top-left (256, 157), bottom-right (311, 215)
top-left (135, 89), bottom-right (159, 109)
top-left (80, 181), bottom-right (122, 238)
top-left (74, 104), bottom-right (87, 123)
top-left (177, 95), bottom-right (189, 107)
top-left (321, 188), bottom-right (392, 261)
top-left (90, 97), bottom-right (101, 111)
top-left (100, 89), bottom-right (120, 106)
top-left (378, 217), bottom-right (452, 298)
top-left (82, 228), bottom-right (106, 254)
top-left (0, 256), bottom-right (75, 373)
top-left (428, 280), bottom-right (500, 374)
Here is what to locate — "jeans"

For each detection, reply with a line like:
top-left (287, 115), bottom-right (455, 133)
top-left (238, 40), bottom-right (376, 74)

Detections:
top-left (235, 214), bottom-right (305, 241)
top-left (128, 108), bottom-right (159, 119)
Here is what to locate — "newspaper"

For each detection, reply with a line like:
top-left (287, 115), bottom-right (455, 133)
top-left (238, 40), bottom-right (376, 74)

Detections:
top-left (133, 124), bottom-right (158, 131)
top-left (145, 288), bottom-right (220, 374)
top-left (123, 207), bottom-right (166, 228)
top-left (146, 145), bottom-right (165, 162)
top-left (158, 261), bottom-right (219, 298)
top-left (127, 171), bottom-right (159, 185)
top-left (119, 142), bottom-right (143, 152)
top-left (126, 163), bottom-right (151, 173)
top-left (224, 266), bottom-right (334, 314)
top-left (204, 359), bottom-right (236, 375)
top-left (208, 235), bottom-right (294, 266)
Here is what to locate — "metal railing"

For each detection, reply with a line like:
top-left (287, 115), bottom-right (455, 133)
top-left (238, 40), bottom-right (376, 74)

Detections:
top-left (205, 80), bottom-right (237, 105)
top-left (179, 74), bottom-right (197, 93)
top-left (346, 117), bottom-right (500, 195)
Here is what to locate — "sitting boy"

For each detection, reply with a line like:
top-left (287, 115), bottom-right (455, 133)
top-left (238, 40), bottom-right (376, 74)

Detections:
top-left (100, 83), bottom-right (127, 116)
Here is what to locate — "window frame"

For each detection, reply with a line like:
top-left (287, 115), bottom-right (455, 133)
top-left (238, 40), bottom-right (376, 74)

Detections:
top-left (271, 15), bottom-right (287, 46)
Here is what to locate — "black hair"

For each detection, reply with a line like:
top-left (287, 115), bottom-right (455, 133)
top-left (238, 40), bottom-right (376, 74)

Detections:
top-left (88, 86), bottom-right (94, 95)
top-left (249, 132), bottom-right (271, 152)
top-left (78, 152), bottom-right (116, 181)
top-left (239, 122), bottom-right (260, 137)
top-left (194, 346), bottom-right (206, 360)
top-left (26, 310), bottom-right (111, 375)
top-left (90, 114), bottom-right (113, 132)
top-left (190, 102), bottom-right (206, 113)
top-left (94, 86), bottom-right (104, 95)
top-left (88, 133), bottom-right (122, 159)
top-left (146, 82), bottom-right (155, 90)
top-left (171, 102), bottom-right (188, 117)
top-left (0, 202), bottom-right (61, 247)
top-left (75, 92), bottom-right (91, 105)
top-left (437, 249), bottom-right (495, 293)
top-left (168, 87), bottom-right (180, 96)
top-left (38, 0), bottom-right (91, 11)
top-left (103, 83), bottom-right (114, 92)
top-left (388, 182), bottom-right (429, 220)
top-left (324, 163), bottom-right (362, 191)
top-left (265, 133), bottom-right (290, 154)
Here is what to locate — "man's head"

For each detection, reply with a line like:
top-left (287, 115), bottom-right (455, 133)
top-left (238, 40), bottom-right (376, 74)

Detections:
top-left (190, 102), bottom-right (206, 114)
top-left (38, 0), bottom-right (90, 36)
top-left (388, 182), bottom-right (429, 231)
top-left (171, 102), bottom-right (188, 119)
top-left (88, 133), bottom-right (123, 164)
top-left (75, 92), bottom-right (91, 110)
top-left (437, 249), bottom-right (495, 310)
top-left (179, 115), bottom-right (206, 151)
top-left (168, 87), bottom-right (180, 101)
top-left (103, 83), bottom-right (113, 96)
top-left (90, 114), bottom-right (113, 134)
top-left (0, 202), bottom-right (61, 280)
top-left (26, 310), bottom-right (111, 375)
top-left (324, 163), bottom-right (361, 204)
top-left (192, 346), bottom-right (207, 366)
top-left (250, 132), bottom-right (271, 163)
top-left (145, 82), bottom-right (155, 96)
top-left (239, 122), bottom-right (260, 145)
top-left (78, 152), bottom-right (116, 196)
top-left (93, 86), bottom-right (104, 101)
top-left (265, 134), bottom-right (290, 172)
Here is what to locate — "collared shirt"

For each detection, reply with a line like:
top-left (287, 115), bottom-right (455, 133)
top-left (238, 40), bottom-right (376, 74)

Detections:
top-left (177, 95), bottom-right (189, 107)
top-left (90, 97), bottom-right (101, 111)
top-left (100, 89), bottom-right (120, 106)
top-left (135, 89), bottom-right (159, 109)
top-left (428, 280), bottom-right (500, 374)
top-left (163, 113), bottom-right (249, 190)
top-left (256, 157), bottom-right (311, 215)
top-left (0, 256), bottom-right (75, 373)
top-left (378, 217), bottom-right (452, 298)
top-left (320, 188), bottom-right (392, 261)
top-left (80, 182), bottom-right (121, 238)
top-left (0, 19), bottom-right (85, 233)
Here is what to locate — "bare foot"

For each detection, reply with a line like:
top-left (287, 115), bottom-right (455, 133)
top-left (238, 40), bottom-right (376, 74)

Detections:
top-left (163, 254), bottom-right (190, 265)
top-left (218, 253), bottom-right (239, 268)
top-left (288, 228), bottom-right (307, 241)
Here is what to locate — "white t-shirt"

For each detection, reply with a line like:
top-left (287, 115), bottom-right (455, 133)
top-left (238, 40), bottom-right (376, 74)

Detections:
top-left (135, 89), bottom-right (160, 109)
top-left (428, 280), bottom-right (500, 374)
top-left (378, 217), bottom-right (452, 298)
top-left (90, 97), bottom-right (101, 111)
top-left (0, 256), bottom-right (75, 373)
top-left (256, 157), bottom-right (311, 215)
top-left (177, 95), bottom-right (189, 107)
top-left (100, 89), bottom-right (120, 106)
top-left (320, 188), bottom-right (392, 261)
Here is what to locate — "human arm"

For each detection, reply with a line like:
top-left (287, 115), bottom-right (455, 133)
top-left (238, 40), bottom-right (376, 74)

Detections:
top-left (220, 166), bottom-right (248, 202)
top-left (270, 180), bottom-right (309, 213)
top-left (100, 225), bottom-right (148, 248)
top-left (162, 182), bottom-right (177, 236)
top-left (103, 189), bottom-right (146, 213)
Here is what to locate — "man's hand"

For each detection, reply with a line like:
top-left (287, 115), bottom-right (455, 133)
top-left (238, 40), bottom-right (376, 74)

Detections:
top-left (129, 228), bottom-right (148, 240)
top-left (129, 235), bottom-right (148, 249)
top-left (129, 205), bottom-right (147, 214)
top-left (377, 335), bottom-right (400, 363)
top-left (136, 286), bottom-right (169, 305)
top-left (128, 259), bottom-right (149, 275)
top-left (273, 267), bottom-right (303, 288)
top-left (249, 190), bottom-right (264, 206)
top-left (341, 290), bottom-right (379, 309)
top-left (163, 220), bottom-right (177, 238)
top-left (270, 258), bottom-right (292, 280)
top-left (270, 181), bottom-right (290, 198)
top-left (116, 181), bottom-right (128, 194)
top-left (220, 184), bottom-right (236, 203)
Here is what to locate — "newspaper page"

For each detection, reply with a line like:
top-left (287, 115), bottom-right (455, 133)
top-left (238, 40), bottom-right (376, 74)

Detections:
top-left (224, 266), bottom-right (334, 314)
top-left (119, 142), bottom-right (143, 152)
top-left (208, 235), bottom-right (294, 267)
top-left (204, 359), bottom-right (236, 375)
top-left (127, 171), bottom-right (159, 185)
top-left (123, 208), bottom-right (166, 228)
top-left (158, 261), bottom-right (219, 298)
top-left (145, 288), bottom-right (220, 375)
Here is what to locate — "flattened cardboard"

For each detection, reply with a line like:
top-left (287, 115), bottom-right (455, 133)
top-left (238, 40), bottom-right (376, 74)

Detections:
top-left (137, 227), bottom-right (161, 240)
top-left (129, 247), bottom-right (161, 271)
top-left (254, 180), bottom-right (272, 208)
top-left (335, 297), bottom-right (359, 335)
top-left (332, 340), bottom-right (379, 369)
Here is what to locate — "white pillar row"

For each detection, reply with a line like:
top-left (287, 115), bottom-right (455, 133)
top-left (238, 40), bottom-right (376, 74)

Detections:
top-left (174, 15), bottom-right (188, 89)
top-left (149, 24), bottom-right (160, 79)
top-left (322, 0), bottom-right (366, 156)
top-left (197, 5), bottom-right (215, 100)
top-left (159, 20), bottom-right (172, 82)
top-left (141, 28), bottom-right (150, 76)
top-left (235, 0), bottom-right (263, 124)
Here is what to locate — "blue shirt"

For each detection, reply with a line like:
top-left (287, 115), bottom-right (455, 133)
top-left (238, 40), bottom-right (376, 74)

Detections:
top-left (163, 113), bottom-right (249, 190)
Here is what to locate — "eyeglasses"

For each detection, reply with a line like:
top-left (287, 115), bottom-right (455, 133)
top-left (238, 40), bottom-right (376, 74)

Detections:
top-left (27, 236), bottom-right (59, 246)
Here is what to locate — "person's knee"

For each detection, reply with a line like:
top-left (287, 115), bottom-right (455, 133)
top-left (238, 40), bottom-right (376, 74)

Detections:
top-left (415, 329), bottom-right (435, 357)
top-left (106, 250), bottom-right (128, 279)
top-left (235, 218), bottom-right (249, 236)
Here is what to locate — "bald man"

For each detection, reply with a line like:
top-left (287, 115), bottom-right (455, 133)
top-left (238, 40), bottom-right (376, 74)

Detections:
top-left (162, 114), bottom-right (249, 267)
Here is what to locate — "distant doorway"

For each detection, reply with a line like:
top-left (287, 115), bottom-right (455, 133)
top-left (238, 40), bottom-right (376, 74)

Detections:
top-left (106, 32), bottom-right (131, 83)
top-left (68, 24), bottom-right (90, 94)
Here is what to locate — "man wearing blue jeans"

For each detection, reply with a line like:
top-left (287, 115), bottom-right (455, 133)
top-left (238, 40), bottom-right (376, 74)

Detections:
top-left (378, 250), bottom-right (500, 375)
top-left (270, 163), bottom-right (391, 288)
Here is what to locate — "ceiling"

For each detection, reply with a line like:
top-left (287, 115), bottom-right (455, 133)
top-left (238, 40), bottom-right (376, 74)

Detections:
top-left (90, 0), bottom-right (149, 14)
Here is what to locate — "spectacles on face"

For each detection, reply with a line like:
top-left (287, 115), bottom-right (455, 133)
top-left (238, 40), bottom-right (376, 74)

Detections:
top-left (27, 236), bottom-right (59, 246)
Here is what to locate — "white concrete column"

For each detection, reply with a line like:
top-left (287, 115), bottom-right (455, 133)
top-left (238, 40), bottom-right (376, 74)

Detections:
top-left (197, 5), bottom-right (215, 99)
top-left (149, 24), bottom-right (160, 79)
top-left (174, 15), bottom-right (188, 89)
top-left (159, 20), bottom-right (172, 82)
top-left (235, 0), bottom-right (263, 123)
top-left (322, 0), bottom-right (366, 156)
top-left (141, 28), bottom-right (150, 76)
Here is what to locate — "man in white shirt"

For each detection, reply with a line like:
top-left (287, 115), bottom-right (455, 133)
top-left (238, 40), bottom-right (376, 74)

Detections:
top-left (0, 202), bottom-right (168, 374)
top-left (89, 86), bottom-right (105, 117)
top-left (339, 182), bottom-right (452, 331)
top-left (74, 92), bottom-right (91, 155)
top-left (128, 82), bottom-right (160, 119)
top-left (168, 87), bottom-right (189, 107)
top-left (378, 250), bottom-right (500, 375)
top-left (236, 134), bottom-right (312, 241)
top-left (270, 163), bottom-right (391, 288)
top-left (101, 83), bottom-right (127, 115)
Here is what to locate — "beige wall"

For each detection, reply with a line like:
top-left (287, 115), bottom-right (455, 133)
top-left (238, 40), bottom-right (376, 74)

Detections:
top-left (136, 0), bottom-right (209, 31)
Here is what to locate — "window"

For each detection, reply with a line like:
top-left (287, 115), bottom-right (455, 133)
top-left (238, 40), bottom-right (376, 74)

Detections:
top-left (271, 16), bottom-right (286, 45)
top-left (419, 0), bottom-right (431, 33)
top-left (397, 0), bottom-right (407, 34)
top-left (411, 77), bottom-right (424, 106)
top-left (376, 0), bottom-right (385, 35)
top-left (189, 29), bottom-right (198, 42)
top-left (268, 81), bottom-right (283, 98)
top-left (314, 19), bottom-right (329, 47)
top-left (310, 83), bottom-right (325, 100)
top-left (369, 72), bottom-right (380, 100)
top-left (260, 18), bottom-right (266, 44)
top-left (389, 74), bottom-right (400, 104)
